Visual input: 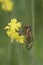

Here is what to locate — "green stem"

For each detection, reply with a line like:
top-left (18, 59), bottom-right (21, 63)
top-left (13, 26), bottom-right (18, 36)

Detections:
top-left (32, 0), bottom-right (36, 44)
top-left (5, 43), bottom-right (12, 65)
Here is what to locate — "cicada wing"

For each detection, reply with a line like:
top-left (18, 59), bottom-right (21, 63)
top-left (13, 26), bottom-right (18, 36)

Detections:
top-left (26, 42), bottom-right (33, 51)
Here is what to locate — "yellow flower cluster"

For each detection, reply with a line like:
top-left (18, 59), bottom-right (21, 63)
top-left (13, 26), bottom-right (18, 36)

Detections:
top-left (0, 0), bottom-right (13, 11)
top-left (4, 18), bottom-right (25, 44)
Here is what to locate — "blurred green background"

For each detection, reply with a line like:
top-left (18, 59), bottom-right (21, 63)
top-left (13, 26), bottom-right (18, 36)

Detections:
top-left (0, 0), bottom-right (43, 65)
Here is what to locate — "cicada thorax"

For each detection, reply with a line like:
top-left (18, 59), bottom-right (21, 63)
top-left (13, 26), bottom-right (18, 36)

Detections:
top-left (24, 25), bottom-right (33, 50)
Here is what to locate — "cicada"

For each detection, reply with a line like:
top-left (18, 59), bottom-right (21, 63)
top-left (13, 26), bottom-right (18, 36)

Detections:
top-left (24, 25), bottom-right (33, 50)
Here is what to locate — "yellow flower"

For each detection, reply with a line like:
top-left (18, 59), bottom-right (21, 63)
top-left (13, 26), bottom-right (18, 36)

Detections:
top-left (4, 18), bottom-right (25, 44)
top-left (16, 35), bottom-right (25, 44)
top-left (7, 30), bottom-right (19, 43)
top-left (0, 0), bottom-right (13, 11)
top-left (8, 18), bottom-right (21, 31)
top-left (4, 18), bottom-right (21, 31)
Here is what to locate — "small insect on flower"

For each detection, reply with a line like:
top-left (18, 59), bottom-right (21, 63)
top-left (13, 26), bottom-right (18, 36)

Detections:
top-left (24, 25), bottom-right (33, 50)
